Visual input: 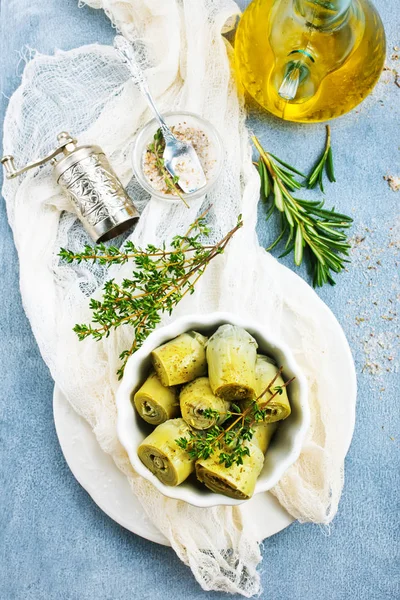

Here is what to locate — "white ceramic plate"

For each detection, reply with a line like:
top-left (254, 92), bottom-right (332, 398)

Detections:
top-left (53, 385), bottom-right (295, 545)
top-left (53, 263), bottom-right (356, 545)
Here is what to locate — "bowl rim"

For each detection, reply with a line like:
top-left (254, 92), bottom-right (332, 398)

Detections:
top-left (116, 311), bottom-right (310, 508)
top-left (131, 110), bottom-right (224, 202)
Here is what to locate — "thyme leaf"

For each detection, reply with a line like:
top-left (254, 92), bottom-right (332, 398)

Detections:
top-left (176, 369), bottom-right (295, 468)
top-left (59, 211), bottom-right (243, 378)
top-left (147, 128), bottom-right (190, 208)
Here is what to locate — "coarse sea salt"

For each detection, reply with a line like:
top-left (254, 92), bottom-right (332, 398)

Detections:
top-left (142, 122), bottom-right (218, 196)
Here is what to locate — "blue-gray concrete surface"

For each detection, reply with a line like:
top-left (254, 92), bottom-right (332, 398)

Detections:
top-left (1, 1), bottom-right (399, 599)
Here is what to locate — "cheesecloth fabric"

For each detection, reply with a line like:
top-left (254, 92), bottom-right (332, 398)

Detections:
top-left (2, 0), bottom-right (353, 596)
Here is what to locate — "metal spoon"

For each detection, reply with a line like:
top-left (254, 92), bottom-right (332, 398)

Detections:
top-left (114, 35), bottom-right (207, 195)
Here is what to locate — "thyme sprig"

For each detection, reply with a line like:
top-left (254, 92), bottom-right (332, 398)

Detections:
top-left (59, 211), bottom-right (243, 378)
top-left (307, 125), bottom-right (336, 192)
top-left (252, 135), bottom-right (352, 287)
top-left (147, 128), bottom-right (189, 208)
top-left (176, 368), bottom-right (295, 468)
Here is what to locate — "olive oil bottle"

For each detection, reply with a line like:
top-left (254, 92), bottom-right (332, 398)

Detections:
top-left (235, 0), bottom-right (386, 122)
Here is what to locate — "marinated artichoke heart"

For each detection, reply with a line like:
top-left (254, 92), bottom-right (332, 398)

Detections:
top-left (252, 355), bottom-right (291, 423)
top-left (251, 421), bottom-right (278, 454)
top-left (134, 371), bottom-right (179, 425)
top-left (138, 418), bottom-right (195, 486)
top-left (196, 441), bottom-right (264, 500)
top-left (151, 331), bottom-right (208, 387)
top-left (180, 377), bottom-right (230, 430)
top-left (206, 324), bottom-right (258, 402)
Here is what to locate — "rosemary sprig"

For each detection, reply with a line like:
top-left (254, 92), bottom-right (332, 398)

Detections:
top-left (252, 135), bottom-right (352, 287)
top-left (59, 211), bottom-right (243, 378)
top-left (307, 125), bottom-right (336, 192)
top-left (147, 128), bottom-right (190, 208)
top-left (176, 368), bottom-right (295, 468)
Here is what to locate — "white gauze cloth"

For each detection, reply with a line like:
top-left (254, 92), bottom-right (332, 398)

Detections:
top-left (2, 0), bottom-right (353, 596)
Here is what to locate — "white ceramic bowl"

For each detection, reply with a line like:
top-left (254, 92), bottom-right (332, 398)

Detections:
top-left (116, 312), bottom-right (309, 508)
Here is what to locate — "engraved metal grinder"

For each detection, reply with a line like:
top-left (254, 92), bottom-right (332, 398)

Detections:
top-left (1, 132), bottom-right (139, 242)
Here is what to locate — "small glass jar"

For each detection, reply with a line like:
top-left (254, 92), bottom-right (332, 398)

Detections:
top-left (132, 111), bottom-right (224, 203)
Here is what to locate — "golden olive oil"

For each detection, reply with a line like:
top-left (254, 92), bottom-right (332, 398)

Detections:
top-left (235, 0), bottom-right (386, 122)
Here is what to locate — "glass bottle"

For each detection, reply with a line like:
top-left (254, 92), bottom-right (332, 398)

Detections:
top-left (234, 0), bottom-right (386, 122)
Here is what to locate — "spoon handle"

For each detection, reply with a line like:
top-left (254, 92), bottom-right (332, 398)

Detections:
top-left (114, 35), bottom-right (174, 141)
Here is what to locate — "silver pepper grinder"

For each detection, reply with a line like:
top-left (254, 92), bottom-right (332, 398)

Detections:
top-left (1, 132), bottom-right (139, 242)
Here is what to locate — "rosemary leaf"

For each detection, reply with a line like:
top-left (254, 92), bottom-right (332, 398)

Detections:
top-left (266, 225), bottom-right (287, 252)
top-left (307, 125), bottom-right (336, 191)
top-left (263, 165), bottom-right (272, 198)
top-left (274, 180), bottom-right (284, 211)
top-left (265, 201), bottom-right (276, 222)
top-left (258, 159), bottom-right (271, 200)
top-left (307, 159), bottom-right (324, 189)
top-left (269, 153), bottom-right (306, 178)
top-left (278, 243), bottom-right (295, 259)
top-left (326, 147), bottom-right (336, 182)
top-left (294, 225), bottom-right (304, 266)
top-left (252, 134), bottom-right (352, 287)
top-left (284, 205), bottom-right (294, 227)
top-left (284, 226), bottom-right (294, 249)
top-left (257, 159), bottom-right (266, 201)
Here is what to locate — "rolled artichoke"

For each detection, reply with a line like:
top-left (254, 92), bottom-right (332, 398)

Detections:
top-left (253, 355), bottom-right (291, 423)
top-left (138, 418), bottom-right (195, 486)
top-left (151, 331), bottom-right (208, 387)
top-left (134, 371), bottom-right (179, 425)
top-left (180, 377), bottom-right (230, 430)
top-left (206, 324), bottom-right (258, 402)
top-left (196, 442), bottom-right (264, 500)
top-left (251, 422), bottom-right (277, 454)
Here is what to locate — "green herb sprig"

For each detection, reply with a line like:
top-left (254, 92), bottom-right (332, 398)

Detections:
top-left (147, 128), bottom-right (190, 208)
top-left (307, 125), bottom-right (336, 192)
top-left (176, 368), bottom-right (295, 468)
top-left (253, 135), bottom-right (352, 287)
top-left (59, 211), bottom-right (242, 378)
top-left (202, 408), bottom-right (221, 421)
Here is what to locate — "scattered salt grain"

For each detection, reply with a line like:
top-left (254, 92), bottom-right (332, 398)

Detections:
top-left (346, 221), bottom-right (399, 383)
